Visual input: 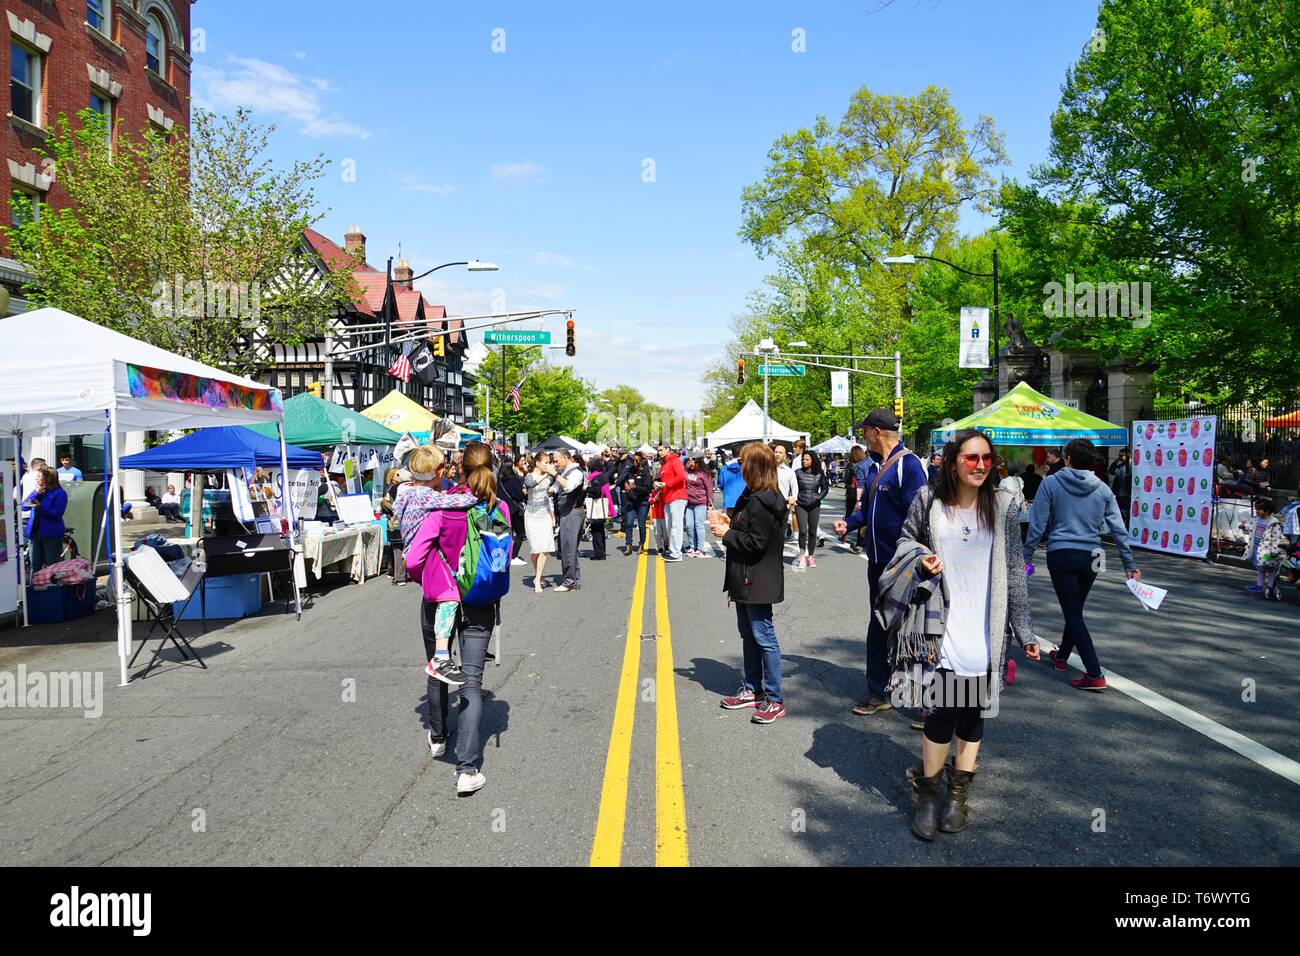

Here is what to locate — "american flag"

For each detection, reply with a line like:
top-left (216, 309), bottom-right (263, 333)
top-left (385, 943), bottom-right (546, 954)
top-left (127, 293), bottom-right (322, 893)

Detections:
top-left (581, 415), bottom-right (590, 432)
top-left (508, 380), bottom-right (522, 411)
top-left (388, 342), bottom-right (413, 383)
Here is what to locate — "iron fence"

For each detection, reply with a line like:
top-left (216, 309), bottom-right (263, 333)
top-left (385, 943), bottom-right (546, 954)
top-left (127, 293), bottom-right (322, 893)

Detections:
top-left (1150, 398), bottom-right (1300, 493)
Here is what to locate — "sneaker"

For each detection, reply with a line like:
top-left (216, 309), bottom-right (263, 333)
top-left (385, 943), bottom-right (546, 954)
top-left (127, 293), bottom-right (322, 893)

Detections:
top-left (425, 657), bottom-right (468, 686)
top-left (456, 771), bottom-right (486, 796)
top-left (720, 686), bottom-right (759, 710)
top-left (427, 732), bottom-right (447, 758)
top-left (849, 544), bottom-right (864, 555)
top-left (1246, 584), bottom-right (1263, 592)
top-left (807, 555), bottom-right (817, 568)
top-left (852, 696), bottom-right (893, 716)
top-left (1071, 674), bottom-right (1107, 692)
top-left (1048, 649), bottom-right (1068, 671)
top-left (663, 555), bottom-right (683, 562)
top-left (510, 557), bottom-right (526, 566)
top-left (793, 555), bottom-right (805, 572)
top-left (751, 698), bottom-right (786, 724)
top-left (554, 584), bottom-right (573, 592)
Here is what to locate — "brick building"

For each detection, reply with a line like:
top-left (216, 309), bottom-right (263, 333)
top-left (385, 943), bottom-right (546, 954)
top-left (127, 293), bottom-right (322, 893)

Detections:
top-left (1, 0), bottom-right (192, 280)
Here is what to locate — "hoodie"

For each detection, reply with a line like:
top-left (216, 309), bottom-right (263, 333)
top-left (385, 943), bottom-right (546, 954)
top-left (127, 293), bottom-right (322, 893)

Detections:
top-left (1025, 467), bottom-right (1137, 571)
top-left (403, 489), bottom-right (512, 603)
top-left (718, 460), bottom-right (747, 508)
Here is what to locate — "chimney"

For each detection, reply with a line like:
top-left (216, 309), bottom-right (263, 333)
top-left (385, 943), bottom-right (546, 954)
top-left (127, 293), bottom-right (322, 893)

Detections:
top-left (344, 224), bottom-right (366, 262)
top-left (394, 258), bottom-right (414, 289)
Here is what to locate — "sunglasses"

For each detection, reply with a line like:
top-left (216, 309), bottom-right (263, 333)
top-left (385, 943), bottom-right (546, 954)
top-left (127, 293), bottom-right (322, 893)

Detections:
top-left (958, 453), bottom-right (996, 469)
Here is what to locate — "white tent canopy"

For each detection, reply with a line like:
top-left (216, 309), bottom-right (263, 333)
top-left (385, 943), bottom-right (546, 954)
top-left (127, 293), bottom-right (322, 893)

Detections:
top-left (705, 399), bottom-right (806, 447)
top-left (0, 308), bottom-right (291, 686)
top-left (811, 435), bottom-right (860, 455)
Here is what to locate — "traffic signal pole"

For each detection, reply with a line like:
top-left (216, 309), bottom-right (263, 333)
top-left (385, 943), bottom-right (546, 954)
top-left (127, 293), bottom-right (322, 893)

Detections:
top-left (742, 348), bottom-right (905, 439)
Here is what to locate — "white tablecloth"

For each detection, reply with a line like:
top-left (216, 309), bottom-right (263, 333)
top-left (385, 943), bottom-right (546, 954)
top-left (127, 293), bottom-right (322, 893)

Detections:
top-left (299, 525), bottom-right (382, 583)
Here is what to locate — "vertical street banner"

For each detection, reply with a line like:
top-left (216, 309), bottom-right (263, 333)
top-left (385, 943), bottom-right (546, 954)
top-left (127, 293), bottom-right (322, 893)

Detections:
top-left (830, 371), bottom-right (849, 407)
top-left (959, 307), bottom-right (990, 368)
top-left (1130, 416), bottom-right (1217, 557)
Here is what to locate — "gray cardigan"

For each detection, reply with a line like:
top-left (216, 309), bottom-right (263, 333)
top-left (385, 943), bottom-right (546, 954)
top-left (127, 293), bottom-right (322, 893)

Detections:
top-left (896, 484), bottom-right (1036, 693)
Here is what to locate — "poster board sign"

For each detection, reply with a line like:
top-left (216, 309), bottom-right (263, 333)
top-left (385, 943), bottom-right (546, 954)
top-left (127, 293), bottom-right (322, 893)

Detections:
top-left (959, 307), bottom-right (990, 369)
top-left (1130, 417), bottom-right (1216, 557)
top-left (335, 493), bottom-right (376, 526)
top-left (269, 468), bottom-right (319, 522)
top-left (0, 464), bottom-right (15, 617)
top-left (830, 371), bottom-right (850, 407)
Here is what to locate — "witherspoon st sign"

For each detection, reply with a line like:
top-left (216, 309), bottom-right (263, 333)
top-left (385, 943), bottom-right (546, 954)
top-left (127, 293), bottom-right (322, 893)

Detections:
top-left (757, 364), bottom-right (806, 377)
top-left (485, 330), bottom-right (551, 345)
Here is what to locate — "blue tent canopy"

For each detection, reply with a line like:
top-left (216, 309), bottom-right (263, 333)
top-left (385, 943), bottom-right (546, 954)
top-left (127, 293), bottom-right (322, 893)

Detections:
top-left (119, 426), bottom-right (324, 472)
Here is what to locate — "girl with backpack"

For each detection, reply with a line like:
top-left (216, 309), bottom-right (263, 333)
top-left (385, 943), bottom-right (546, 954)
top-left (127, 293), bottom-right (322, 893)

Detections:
top-left (403, 442), bottom-right (512, 796)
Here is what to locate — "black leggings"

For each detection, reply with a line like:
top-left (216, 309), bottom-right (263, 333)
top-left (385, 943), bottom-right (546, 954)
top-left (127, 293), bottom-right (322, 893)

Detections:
top-left (795, 503), bottom-right (820, 553)
top-left (922, 671), bottom-right (986, 744)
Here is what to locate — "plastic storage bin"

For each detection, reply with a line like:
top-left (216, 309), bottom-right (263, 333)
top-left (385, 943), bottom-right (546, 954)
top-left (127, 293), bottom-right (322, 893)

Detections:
top-left (175, 573), bottom-right (262, 620)
top-left (26, 582), bottom-right (98, 625)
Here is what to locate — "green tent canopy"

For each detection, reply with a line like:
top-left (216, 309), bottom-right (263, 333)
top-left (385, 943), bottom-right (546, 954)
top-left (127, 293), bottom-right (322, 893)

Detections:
top-left (248, 392), bottom-right (402, 450)
top-left (932, 382), bottom-right (1127, 447)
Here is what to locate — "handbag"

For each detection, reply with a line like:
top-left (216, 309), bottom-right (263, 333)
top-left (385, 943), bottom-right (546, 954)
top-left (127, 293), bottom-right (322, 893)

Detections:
top-left (585, 495), bottom-right (610, 521)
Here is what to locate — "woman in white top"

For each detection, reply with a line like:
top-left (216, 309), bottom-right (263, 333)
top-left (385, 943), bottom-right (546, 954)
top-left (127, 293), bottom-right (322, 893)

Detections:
top-left (893, 428), bottom-right (1039, 841)
top-left (523, 453), bottom-right (558, 592)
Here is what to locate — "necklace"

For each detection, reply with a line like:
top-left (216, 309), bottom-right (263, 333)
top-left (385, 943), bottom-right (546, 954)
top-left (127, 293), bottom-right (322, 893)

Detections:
top-left (956, 505), bottom-right (977, 542)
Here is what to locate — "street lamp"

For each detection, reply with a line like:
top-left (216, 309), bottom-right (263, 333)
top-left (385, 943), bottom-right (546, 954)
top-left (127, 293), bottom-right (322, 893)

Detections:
top-left (883, 250), bottom-right (1001, 397)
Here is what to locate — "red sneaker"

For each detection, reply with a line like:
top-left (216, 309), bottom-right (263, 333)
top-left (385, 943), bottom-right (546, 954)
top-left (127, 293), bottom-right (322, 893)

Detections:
top-left (720, 687), bottom-right (759, 710)
top-left (1071, 674), bottom-right (1107, 692)
top-left (1004, 658), bottom-right (1016, 685)
top-left (1048, 649), bottom-right (1068, 671)
top-left (751, 699), bottom-right (786, 724)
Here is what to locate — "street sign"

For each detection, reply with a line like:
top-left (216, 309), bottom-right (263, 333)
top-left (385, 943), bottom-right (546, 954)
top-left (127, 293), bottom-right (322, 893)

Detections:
top-left (758, 364), bottom-right (806, 377)
top-left (485, 330), bottom-right (551, 345)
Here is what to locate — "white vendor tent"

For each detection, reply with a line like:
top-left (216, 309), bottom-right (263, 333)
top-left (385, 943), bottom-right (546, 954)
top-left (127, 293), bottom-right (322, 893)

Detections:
top-left (811, 435), bottom-right (861, 455)
top-left (0, 307), bottom-right (293, 686)
top-left (705, 399), bottom-right (806, 448)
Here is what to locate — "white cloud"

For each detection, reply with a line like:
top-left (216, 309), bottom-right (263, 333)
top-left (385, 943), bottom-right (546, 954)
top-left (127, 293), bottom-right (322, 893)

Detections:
top-left (530, 252), bottom-right (575, 268)
top-left (193, 56), bottom-right (370, 140)
top-left (523, 284), bottom-right (567, 302)
top-left (490, 161), bottom-right (545, 182)
top-left (293, 51), bottom-right (307, 61)
top-left (401, 174), bottom-right (455, 196)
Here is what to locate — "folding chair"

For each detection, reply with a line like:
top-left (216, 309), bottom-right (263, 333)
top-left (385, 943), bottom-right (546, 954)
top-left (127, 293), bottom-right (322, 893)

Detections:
top-left (125, 546), bottom-right (207, 678)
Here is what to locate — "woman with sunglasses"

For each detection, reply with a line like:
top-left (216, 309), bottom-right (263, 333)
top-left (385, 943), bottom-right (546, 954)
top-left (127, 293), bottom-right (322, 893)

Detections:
top-left (892, 428), bottom-right (1038, 841)
top-left (1024, 438), bottom-right (1140, 693)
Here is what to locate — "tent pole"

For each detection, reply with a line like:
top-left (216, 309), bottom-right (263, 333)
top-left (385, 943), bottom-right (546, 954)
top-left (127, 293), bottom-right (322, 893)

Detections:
top-left (13, 429), bottom-right (27, 627)
top-left (109, 407), bottom-right (130, 686)
top-left (276, 420), bottom-right (302, 619)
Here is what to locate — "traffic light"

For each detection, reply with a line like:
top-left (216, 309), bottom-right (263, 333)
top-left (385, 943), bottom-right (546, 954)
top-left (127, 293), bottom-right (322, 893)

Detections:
top-left (737, 358), bottom-right (746, 385)
top-left (432, 335), bottom-right (445, 358)
top-left (894, 397), bottom-right (904, 419)
top-left (566, 318), bottom-right (576, 357)
top-left (306, 381), bottom-right (323, 398)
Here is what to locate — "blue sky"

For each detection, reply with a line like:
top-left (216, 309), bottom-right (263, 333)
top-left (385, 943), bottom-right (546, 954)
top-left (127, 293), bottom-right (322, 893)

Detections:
top-left (193, 0), bottom-right (1102, 411)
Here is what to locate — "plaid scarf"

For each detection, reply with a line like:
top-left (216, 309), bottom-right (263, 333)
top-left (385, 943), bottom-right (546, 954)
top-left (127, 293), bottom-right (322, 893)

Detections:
top-left (873, 539), bottom-right (948, 674)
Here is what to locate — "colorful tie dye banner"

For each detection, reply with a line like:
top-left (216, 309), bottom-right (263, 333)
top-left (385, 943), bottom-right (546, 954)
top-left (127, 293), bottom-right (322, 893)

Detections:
top-left (1129, 417), bottom-right (1217, 557)
top-left (126, 364), bottom-right (283, 415)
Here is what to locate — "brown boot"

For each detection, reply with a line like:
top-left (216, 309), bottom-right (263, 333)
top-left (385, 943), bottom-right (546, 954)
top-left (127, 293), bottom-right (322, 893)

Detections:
top-left (911, 769), bottom-right (943, 841)
top-left (938, 767), bottom-right (976, 833)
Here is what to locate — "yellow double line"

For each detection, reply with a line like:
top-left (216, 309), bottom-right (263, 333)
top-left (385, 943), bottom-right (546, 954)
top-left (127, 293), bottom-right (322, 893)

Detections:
top-left (589, 547), bottom-right (688, 866)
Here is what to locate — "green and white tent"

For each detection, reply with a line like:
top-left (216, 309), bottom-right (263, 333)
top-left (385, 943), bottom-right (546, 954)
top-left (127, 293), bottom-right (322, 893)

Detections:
top-left (248, 392), bottom-right (402, 450)
top-left (931, 382), bottom-right (1127, 447)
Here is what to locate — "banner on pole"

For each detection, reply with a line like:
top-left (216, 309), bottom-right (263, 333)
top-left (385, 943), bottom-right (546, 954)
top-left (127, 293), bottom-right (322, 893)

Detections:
top-left (830, 371), bottom-right (849, 407)
top-left (1130, 416), bottom-right (1217, 558)
top-left (959, 307), bottom-right (990, 369)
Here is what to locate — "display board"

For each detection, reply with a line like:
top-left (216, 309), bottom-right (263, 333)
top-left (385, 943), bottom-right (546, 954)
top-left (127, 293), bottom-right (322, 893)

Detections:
top-left (0, 464), bottom-right (15, 616)
top-left (1130, 416), bottom-right (1217, 557)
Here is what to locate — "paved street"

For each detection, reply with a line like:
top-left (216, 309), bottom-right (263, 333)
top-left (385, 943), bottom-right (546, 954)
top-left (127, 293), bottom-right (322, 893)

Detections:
top-left (2, 489), bottom-right (1297, 867)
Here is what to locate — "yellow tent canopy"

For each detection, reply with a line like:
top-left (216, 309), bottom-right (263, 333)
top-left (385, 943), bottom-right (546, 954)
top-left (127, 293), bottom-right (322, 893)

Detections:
top-left (361, 389), bottom-right (436, 435)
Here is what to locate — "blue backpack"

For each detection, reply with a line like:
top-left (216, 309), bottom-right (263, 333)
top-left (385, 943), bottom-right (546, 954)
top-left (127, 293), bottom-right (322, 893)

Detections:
top-left (456, 502), bottom-right (513, 606)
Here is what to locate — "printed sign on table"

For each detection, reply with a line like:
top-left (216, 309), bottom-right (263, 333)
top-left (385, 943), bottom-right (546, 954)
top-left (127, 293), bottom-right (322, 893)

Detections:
top-left (1129, 417), bottom-right (1216, 558)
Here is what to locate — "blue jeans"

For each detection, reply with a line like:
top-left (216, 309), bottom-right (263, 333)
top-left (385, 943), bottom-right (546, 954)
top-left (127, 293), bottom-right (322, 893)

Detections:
top-left (424, 601), bottom-right (495, 776)
top-left (685, 503), bottom-right (708, 552)
top-left (735, 602), bottom-right (782, 703)
top-left (665, 498), bottom-right (686, 559)
top-left (623, 501), bottom-right (649, 548)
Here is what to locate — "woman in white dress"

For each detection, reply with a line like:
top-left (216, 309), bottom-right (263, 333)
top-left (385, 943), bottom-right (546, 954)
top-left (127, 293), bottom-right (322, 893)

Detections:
top-left (524, 452), bottom-right (558, 592)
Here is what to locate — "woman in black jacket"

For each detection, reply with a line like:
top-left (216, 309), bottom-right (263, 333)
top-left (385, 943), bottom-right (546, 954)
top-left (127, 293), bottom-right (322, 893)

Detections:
top-left (498, 456), bottom-right (529, 563)
top-left (793, 449), bottom-right (830, 571)
top-left (708, 442), bottom-right (788, 724)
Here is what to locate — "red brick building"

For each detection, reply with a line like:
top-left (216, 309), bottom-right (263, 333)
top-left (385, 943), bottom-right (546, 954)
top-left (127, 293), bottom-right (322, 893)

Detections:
top-left (1, 0), bottom-right (192, 267)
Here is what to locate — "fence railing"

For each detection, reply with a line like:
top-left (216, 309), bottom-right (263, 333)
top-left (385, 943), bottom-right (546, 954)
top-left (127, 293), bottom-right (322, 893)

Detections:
top-left (1150, 399), bottom-right (1300, 493)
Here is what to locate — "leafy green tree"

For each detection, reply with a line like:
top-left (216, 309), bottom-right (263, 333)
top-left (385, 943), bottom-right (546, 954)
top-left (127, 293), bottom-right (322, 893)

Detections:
top-left (475, 347), bottom-right (595, 444)
top-left (7, 108), bottom-right (354, 377)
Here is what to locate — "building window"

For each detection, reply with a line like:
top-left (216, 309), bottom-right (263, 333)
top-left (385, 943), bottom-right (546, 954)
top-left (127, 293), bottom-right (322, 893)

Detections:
top-left (145, 14), bottom-right (166, 75)
top-left (89, 90), bottom-right (112, 149)
top-left (86, 0), bottom-right (110, 35)
top-left (10, 43), bottom-right (41, 126)
top-left (10, 187), bottom-right (39, 229)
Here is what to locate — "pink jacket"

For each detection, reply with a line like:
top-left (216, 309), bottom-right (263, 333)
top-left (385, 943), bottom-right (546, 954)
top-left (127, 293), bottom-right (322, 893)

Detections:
top-left (404, 497), bottom-right (511, 602)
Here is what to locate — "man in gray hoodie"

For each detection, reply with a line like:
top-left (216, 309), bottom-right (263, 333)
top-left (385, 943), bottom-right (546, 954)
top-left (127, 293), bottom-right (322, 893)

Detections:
top-left (1025, 439), bottom-right (1141, 692)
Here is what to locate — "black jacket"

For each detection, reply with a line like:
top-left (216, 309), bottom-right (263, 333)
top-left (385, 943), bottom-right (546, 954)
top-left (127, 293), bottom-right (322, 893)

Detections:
top-left (722, 488), bottom-right (787, 605)
top-left (794, 468), bottom-right (830, 507)
top-left (499, 468), bottom-right (526, 512)
top-left (620, 461), bottom-right (653, 505)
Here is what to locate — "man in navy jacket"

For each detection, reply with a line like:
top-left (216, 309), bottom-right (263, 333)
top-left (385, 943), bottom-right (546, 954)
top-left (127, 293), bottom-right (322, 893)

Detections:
top-left (834, 408), bottom-right (928, 717)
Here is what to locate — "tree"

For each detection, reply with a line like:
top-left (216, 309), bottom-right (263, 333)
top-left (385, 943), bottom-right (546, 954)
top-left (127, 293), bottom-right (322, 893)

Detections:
top-left (7, 107), bottom-right (355, 377)
top-left (475, 347), bottom-right (596, 443)
top-left (592, 385), bottom-right (675, 446)
top-left (998, 0), bottom-right (1300, 400)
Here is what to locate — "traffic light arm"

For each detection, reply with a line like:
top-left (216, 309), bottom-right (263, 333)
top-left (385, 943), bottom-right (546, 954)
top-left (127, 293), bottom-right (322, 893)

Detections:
top-left (329, 309), bottom-right (577, 359)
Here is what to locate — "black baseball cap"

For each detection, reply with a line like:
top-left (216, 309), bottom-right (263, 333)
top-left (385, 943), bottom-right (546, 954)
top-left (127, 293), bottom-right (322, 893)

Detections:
top-left (855, 408), bottom-right (900, 432)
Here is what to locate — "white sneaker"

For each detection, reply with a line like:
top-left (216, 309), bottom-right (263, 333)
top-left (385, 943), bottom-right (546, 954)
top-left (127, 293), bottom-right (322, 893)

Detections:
top-left (456, 771), bottom-right (486, 796)
top-left (427, 732), bottom-right (447, 758)
top-left (510, 557), bottom-right (526, 566)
